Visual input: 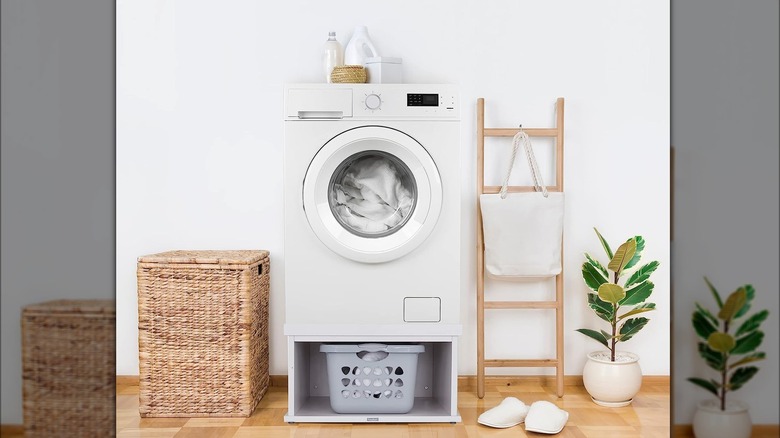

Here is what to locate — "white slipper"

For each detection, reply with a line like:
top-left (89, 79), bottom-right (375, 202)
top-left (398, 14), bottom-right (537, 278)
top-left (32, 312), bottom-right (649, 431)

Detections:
top-left (477, 397), bottom-right (530, 428)
top-left (524, 400), bottom-right (569, 434)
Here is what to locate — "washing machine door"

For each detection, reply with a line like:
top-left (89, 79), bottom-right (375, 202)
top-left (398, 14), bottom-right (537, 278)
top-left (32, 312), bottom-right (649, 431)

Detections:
top-left (303, 126), bottom-right (443, 263)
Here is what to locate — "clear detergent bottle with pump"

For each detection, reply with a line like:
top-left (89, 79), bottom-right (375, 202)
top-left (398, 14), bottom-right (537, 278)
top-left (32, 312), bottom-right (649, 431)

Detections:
top-left (322, 31), bottom-right (344, 83)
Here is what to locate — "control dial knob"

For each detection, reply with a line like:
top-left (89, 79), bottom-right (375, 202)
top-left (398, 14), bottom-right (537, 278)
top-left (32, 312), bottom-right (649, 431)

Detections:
top-left (365, 93), bottom-right (382, 110)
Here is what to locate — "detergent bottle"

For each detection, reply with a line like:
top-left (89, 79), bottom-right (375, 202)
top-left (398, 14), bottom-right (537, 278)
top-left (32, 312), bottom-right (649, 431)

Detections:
top-left (344, 26), bottom-right (379, 66)
top-left (322, 31), bottom-right (344, 83)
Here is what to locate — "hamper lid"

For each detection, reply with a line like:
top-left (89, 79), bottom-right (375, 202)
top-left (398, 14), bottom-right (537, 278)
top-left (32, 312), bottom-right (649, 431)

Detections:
top-left (23, 299), bottom-right (116, 316)
top-left (137, 249), bottom-right (269, 265)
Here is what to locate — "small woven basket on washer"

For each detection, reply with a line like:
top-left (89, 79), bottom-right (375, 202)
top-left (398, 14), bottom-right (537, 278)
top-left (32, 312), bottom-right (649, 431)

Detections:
top-left (137, 250), bottom-right (270, 417)
top-left (22, 300), bottom-right (115, 438)
top-left (331, 65), bottom-right (367, 83)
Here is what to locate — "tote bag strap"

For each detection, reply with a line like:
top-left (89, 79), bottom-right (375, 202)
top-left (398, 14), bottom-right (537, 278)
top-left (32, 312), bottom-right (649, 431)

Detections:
top-left (499, 130), bottom-right (549, 199)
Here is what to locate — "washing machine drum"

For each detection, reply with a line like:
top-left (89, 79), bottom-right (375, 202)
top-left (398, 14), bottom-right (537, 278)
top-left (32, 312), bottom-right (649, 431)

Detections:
top-left (303, 126), bottom-right (443, 263)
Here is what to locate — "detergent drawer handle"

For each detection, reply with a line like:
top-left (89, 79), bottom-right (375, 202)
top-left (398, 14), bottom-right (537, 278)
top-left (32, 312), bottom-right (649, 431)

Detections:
top-left (297, 110), bottom-right (343, 119)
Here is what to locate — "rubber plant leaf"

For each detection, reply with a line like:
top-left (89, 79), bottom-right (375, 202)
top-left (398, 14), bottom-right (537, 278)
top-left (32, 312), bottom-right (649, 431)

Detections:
top-left (608, 238), bottom-right (637, 276)
top-left (734, 284), bottom-right (755, 319)
top-left (576, 329), bottom-right (609, 348)
top-left (582, 259), bottom-right (608, 292)
top-left (618, 303), bottom-right (656, 320)
top-left (731, 330), bottom-right (764, 355)
top-left (695, 302), bottom-right (719, 327)
top-left (620, 281), bottom-right (654, 306)
top-left (594, 228), bottom-right (613, 259)
top-left (707, 332), bottom-right (736, 353)
top-left (623, 235), bottom-right (645, 270)
top-left (729, 366), bottom-right (759, 391)
top-left (618, 317), bottom-right (649, 342)
top-left (735, 310), bottom-right (769, 337)
top-left (692, 308), bottom-right (718, 340)
top-left (718, 288), bottom-right (747, 322)
top-left (585, 253), bottom-right (608, 278)
top-left (687, 377), bottom-right (719, 397)
top-left (598, 283), bottom-right (626, 304)
top-left (587, 293), bottom-right (614, 322)
top-left (698, 342), bottom-right (725, 370)
top-left (624, 260), bottom-right (659, 288)
top-left (704, 276), bottom-right (723, 309)
top-left (729, 352), bottom-right (766, 369)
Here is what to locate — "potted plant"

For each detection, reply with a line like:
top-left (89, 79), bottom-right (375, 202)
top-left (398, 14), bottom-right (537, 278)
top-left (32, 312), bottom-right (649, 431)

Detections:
top-left (576, 228), bottom-right (658, 407)
top-left (688, 277), bottom-right (768, 438)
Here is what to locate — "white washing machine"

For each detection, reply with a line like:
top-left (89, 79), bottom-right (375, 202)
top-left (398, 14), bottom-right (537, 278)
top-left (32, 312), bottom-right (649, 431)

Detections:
top-left (283, 84), bottom-right (460, 326)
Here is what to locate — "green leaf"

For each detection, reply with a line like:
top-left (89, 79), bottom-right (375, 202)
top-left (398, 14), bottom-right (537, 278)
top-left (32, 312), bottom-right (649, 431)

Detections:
top-left (620, 281), bottom-right (654, 306)
top-left (598, 283), bottom-right (626, 304)
top-left (729, 352), bottom-right (766, 369)
top-left (718, 288), bottom-right (747, 322)
top-left (576, 328), bottom-right (609, 348)
top-left (735, 310), bottom-right (769, 337)
top-left (692, 308), bottom-right (719, 340)
top-left (600, 329), bottom-right (614, 340)
top-left (624, 261), bottom-right (659, 288)
top-left (588, 293), bottom-right (614, 322)
top-left (688, 377), bottom-right (719, 397)
top-left (594, 228), bottom-right (614, 260)
top-left (729, 366), bottom-right (759, 391)
top-left (582, 259), bottom-right (609, 292)
top-left (734, 284), bottom-right (755, 319)
top-left (624, 235), bottom-right (645, 270)
top-left (618, 303), bottom-right (656, 320)
top-left (618, 317), bottom-right (649, 342)
top-left (585, 253), bottom-right (608, 278)
top-left (698, 342), bottom-right (725, 370)
top-left (696, 302), bottom-right (719, 327)
top-left (608, 239), bottom-right (637, 276)
top-left (731, 330), bottom-right (764, 355)
top-left (708, 332), bottom-right (736, 353)
top-left (704, 276), bottom-right (723, 309)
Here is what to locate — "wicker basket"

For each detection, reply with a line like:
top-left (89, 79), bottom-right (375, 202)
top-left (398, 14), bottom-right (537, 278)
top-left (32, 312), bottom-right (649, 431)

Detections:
top-left (331, 65), bottom-right (367, 83)
top-left (137, 250), bottom-right (270, 417)
top-left (22, 300), bottom-right (116, 438)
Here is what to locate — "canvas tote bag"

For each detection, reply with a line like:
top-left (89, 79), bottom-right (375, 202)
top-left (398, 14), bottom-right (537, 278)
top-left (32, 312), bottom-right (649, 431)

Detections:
top-left (479, 130), bottom-right (564, 278)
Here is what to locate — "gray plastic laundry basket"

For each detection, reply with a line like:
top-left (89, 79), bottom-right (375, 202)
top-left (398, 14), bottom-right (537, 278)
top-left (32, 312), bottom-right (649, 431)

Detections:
top-left (320, 343), bottom-right (425, 414)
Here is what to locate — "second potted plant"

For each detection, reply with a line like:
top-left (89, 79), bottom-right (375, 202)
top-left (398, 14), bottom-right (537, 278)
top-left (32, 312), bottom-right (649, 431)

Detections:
top-left (577, 228), bottom-right (659, 407)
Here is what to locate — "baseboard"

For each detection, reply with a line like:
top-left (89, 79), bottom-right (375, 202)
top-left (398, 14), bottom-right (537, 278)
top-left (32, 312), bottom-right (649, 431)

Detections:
top-left (674, 424), bottom-right (779, 437)
top-left (0, 424), bottom-right (24, 436)
top-left (117, 374), bottom-right (669, 389)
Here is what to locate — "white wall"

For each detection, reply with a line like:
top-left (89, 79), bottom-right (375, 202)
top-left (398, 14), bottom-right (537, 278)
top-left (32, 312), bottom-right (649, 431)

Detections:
top-left (117, 0), bottom-right (670, 380)
top-left (672, 0), bottom-right (779, 425)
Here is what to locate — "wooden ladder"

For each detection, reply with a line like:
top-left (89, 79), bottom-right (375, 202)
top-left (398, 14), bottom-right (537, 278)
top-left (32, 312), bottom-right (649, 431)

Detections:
top-left (476, 97), bottom-right (565, 398)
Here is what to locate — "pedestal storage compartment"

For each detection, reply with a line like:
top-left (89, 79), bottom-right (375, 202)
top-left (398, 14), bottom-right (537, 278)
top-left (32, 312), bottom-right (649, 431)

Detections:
top-left (321, 343), bottom-right (424, 414)
top-left (22, 300), bottom-right (115, 438)
top-left (137, 250), bottom-right (269, 417)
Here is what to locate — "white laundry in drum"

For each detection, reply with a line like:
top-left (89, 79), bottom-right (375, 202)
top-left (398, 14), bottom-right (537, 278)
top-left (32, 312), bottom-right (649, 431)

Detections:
top-left (330, 154), bottom-right (415, 235)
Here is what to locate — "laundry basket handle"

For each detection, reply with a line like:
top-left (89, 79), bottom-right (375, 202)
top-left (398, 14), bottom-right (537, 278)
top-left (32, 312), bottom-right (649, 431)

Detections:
top-left (357, 343), bottom-right (388, 352)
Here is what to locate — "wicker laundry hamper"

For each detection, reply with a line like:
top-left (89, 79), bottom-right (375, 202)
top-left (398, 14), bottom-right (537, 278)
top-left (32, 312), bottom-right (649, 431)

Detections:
top-left (22, 299), bottom-right (116, 438)
top-left (137, 250), bottom-right (270, 417)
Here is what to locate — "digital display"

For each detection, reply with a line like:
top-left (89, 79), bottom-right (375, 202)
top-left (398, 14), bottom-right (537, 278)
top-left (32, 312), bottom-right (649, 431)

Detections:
top-left (407, 93), bottom-right (439, 107)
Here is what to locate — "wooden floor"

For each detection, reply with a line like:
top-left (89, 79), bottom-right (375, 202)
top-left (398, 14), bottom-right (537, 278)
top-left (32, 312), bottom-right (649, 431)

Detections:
top-left (116, 378), bottom-right (671, 437)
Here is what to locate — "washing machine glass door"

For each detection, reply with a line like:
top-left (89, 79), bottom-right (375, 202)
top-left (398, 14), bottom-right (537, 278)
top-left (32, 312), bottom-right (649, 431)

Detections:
top-left (303, 126), bottom-right (442, 263)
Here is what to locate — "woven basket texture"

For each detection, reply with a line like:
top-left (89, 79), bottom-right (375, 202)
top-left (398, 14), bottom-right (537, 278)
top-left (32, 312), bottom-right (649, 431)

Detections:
top-left (22, 299), bottom-right (116, 438)
top-left (331, 65), bottom-right (367, 83)
top-left (137, 250), bottom-right (269, 417)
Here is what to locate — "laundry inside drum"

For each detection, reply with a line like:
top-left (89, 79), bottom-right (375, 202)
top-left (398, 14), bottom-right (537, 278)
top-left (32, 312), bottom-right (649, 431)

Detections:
top-left (329, 150), bottom-right (417, 238)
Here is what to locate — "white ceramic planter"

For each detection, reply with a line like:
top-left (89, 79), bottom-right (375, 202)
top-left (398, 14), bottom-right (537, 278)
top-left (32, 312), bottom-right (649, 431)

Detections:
top-left (692, 400), bottom-right (752, 438)
top-left (582, 351), bottom-right (642, 407)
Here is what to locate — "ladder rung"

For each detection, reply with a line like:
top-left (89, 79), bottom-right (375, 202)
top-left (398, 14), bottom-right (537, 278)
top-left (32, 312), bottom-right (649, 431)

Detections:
top-left (484, 128), bottom-right (559, 137)
top-left (484, 300), bottom-right (558, 309)
top-left (485, 359), bottom-right (558, 368)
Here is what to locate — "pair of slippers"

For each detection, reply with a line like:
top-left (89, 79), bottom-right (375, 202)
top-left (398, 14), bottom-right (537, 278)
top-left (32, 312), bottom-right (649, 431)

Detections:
top-left (478, 397), bottom-right (569, 434)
